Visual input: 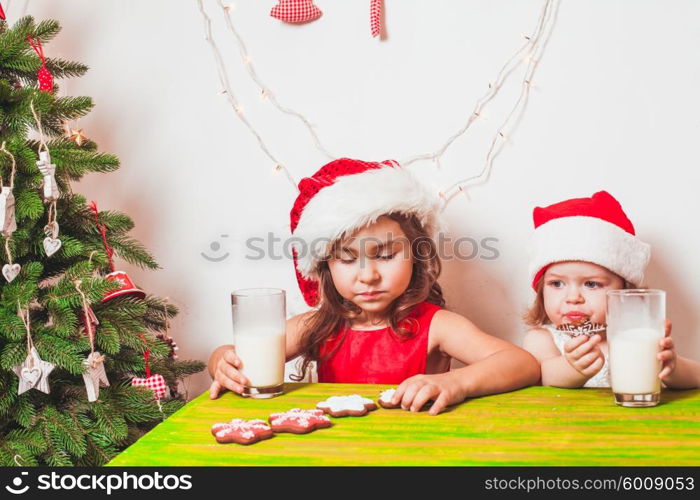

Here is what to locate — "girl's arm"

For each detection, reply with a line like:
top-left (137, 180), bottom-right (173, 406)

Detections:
top-left (392, 310), bottom-right (540, 415)
top-left (523, 328), bottom-right (603, 388)
top-left (208, 311), bottom-right (312, 398)
top-left (661, 355), bottom-right (700, 389)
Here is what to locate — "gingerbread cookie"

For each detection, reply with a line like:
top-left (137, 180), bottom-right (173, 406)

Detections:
top-left (378, 388), bottom-right (400, 409)
top-left (211, 419), bottom-right (274, 445)
top-left (557, 320), bottom-right (606, 337)
top-left (268, 408), bottom-right (332, 434)
top-left (316, 394), bottom-right (377, 417)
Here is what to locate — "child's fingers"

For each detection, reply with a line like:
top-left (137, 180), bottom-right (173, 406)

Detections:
top-left (580, 356), bottom-right (604, 376)
top-left (664, 319), bottom-right (672, 338)
top-left (657, 350), bottom-right (675, 363)
top-left (410, 384), bottom-right (437, 412)
top-left (391, 382), bottom-right (407, 406)
top-left (569, 336), bottom-right (601, 359)
top-left (220, 362), bottom-right (250, 387)
top-left (209, 380), bottom-right (222, 399)
top-left (217, 371), bottom-right (245, 394)
top-left (563, 335), bottom-right (589, 353)
top-left (399, 382), bottom-right (422, 410)
top-left (659, 337), bottom-right (674, 350)
top-left (577, 350), bottom-right (602, 369)
top-left (429, 393), bottom-right (450, 416)
top-left (223, 349), bottom-right (242, 368)
top-left (659, 365), bottom-right (672, 379)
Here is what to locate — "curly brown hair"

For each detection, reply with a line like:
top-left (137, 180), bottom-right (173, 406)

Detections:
top-left (290, 213), bottom-right (445, 382)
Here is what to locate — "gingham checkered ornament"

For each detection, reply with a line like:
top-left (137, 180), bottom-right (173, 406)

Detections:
top-left (131, 346), bottom-right (168, 400)
top-left (270, 0), bottom-right (322, 24)
top-left (132, 374), bottom-right (168, 400)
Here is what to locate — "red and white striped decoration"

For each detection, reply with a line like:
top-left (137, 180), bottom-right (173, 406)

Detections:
top-left (370, 0), bottom-right (383, 37)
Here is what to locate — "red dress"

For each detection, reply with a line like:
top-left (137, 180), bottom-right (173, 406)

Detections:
top-left (317, 301), bottom-right (443, 384)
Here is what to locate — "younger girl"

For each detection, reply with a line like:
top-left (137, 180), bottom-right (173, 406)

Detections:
top-left (522, 190), bottom-right (700, 389)
top-left (209, 158), bottom-right (540, 414)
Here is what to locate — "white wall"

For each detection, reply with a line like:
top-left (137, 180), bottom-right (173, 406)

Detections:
top-left (16, 0), bottom-right (700, 398)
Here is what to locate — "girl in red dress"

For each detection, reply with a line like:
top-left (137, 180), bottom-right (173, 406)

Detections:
top-left (209, 158), bottom-right (539, 414)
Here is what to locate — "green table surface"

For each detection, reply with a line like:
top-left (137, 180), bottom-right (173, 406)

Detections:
top-left (108, 384), bottom-right (700, 466)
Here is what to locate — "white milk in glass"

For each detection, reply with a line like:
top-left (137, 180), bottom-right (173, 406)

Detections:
top-left (231, 288), bottom-right (286, 398)
top-left (609, 328), bottom-right (661, 394)
top-left (606, 289), bottom-right (665, 407)
top-left (234, 329), bottom-right (285, 388)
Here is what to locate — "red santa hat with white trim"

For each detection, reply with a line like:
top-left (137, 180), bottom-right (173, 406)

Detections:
top-left (528, 190), bottom-right (651, 290)
top-left (290, 158), bottom-right (442, 306)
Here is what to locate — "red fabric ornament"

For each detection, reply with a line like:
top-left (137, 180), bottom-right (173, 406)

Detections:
top-left (132, 374), bottom-right (167, 400)
top-left (131, 339), bottom-right (167, 400)
top-left (0, 3), bottom-right (6, 21)
top-left (270, 0), bottom-right (322, 24)
top-left (370, 0), bottom-right (383, 37)
top-left (27, 36), bottom-right (53, 93)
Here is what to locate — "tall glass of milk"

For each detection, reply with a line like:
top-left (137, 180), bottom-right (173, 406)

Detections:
top-left (231, 288), bottom-right (286, 399)
top-left (607, 289), bottom-right (665, 407)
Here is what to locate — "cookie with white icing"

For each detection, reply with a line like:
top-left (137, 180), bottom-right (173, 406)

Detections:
top-left (316, 394), bottom-right (377, 417)
top-left (211, 418), bottom-right (274, 445)
top-left (268, 408), bottom-right (332, 434)
top-left (378, 388), bottom-right (400, 409)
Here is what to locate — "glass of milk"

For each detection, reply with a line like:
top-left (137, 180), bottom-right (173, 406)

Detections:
top-left (231, 288), bottom-right (286, 399)
top-left (606, 289), bottom-right (665, 407)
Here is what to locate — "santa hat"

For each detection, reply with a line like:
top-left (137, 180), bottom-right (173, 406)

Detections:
top-left (528, 190), bottom-right (651, 290)
top-left (290, 158), bottom-right (442, 306)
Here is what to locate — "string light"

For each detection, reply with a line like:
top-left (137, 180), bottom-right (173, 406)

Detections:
top-left (439, 0), bottom-right (558, 206)
top-left (197, 0), bottom-right (558, 206)
top-left (196, 0), bottom-right (298, 191)
top-left (215, 0), bottom-right (336, 160)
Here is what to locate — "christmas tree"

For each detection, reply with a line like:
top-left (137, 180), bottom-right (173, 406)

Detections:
top-left (0, 15), bottom-right (205, 466)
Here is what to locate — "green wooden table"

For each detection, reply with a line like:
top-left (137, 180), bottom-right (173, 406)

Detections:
top-left (108, 384), bottom-right (700, 466)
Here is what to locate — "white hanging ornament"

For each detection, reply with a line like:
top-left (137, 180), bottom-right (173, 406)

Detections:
top-left (0, 186), bottom-right (17, 236)
top-left (0, 143), bottom-right (19, 282)
top-left (12, 307), bottom-right (55, 395)
top-left (75, 279), bottom-right (109, 402)
top-left (43, 220), bottom-right (61, 257)
top-left (2, 263), bottom-right (20, 282)
top-left (13, 346), bottom-right (55, 395)
top-left (82, 351), bottom-right (109, 402)
top-left (36, 150), bottom-right (59, 202)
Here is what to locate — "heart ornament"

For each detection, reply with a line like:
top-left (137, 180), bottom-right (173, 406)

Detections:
top-left (2, 263), bottom-right (20, 282)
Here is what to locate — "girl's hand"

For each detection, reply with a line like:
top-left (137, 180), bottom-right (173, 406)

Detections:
top-left (658, 319), bottom-right (677, 380)
top-left (209, 346), bottom-right (250, 399)
top-left (390, 372), bottom-right (465, 416)
top-left (563, 334), bottom-right (605, 378)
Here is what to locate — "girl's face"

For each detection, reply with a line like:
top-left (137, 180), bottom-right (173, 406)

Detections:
top-left (543, 261), bottom-right (625, 327)
top-left (327, 216), bottom-right (413, 319)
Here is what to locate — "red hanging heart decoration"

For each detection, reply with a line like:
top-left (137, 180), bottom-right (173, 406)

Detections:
top-left (132, 373), bottom-right (167, 400)
top-left (270, 0), bottom-right (322, 24)
top-left (27, 36), bottom-right (53, 92)
top-left (131, 336), bottom-right (167, 400)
